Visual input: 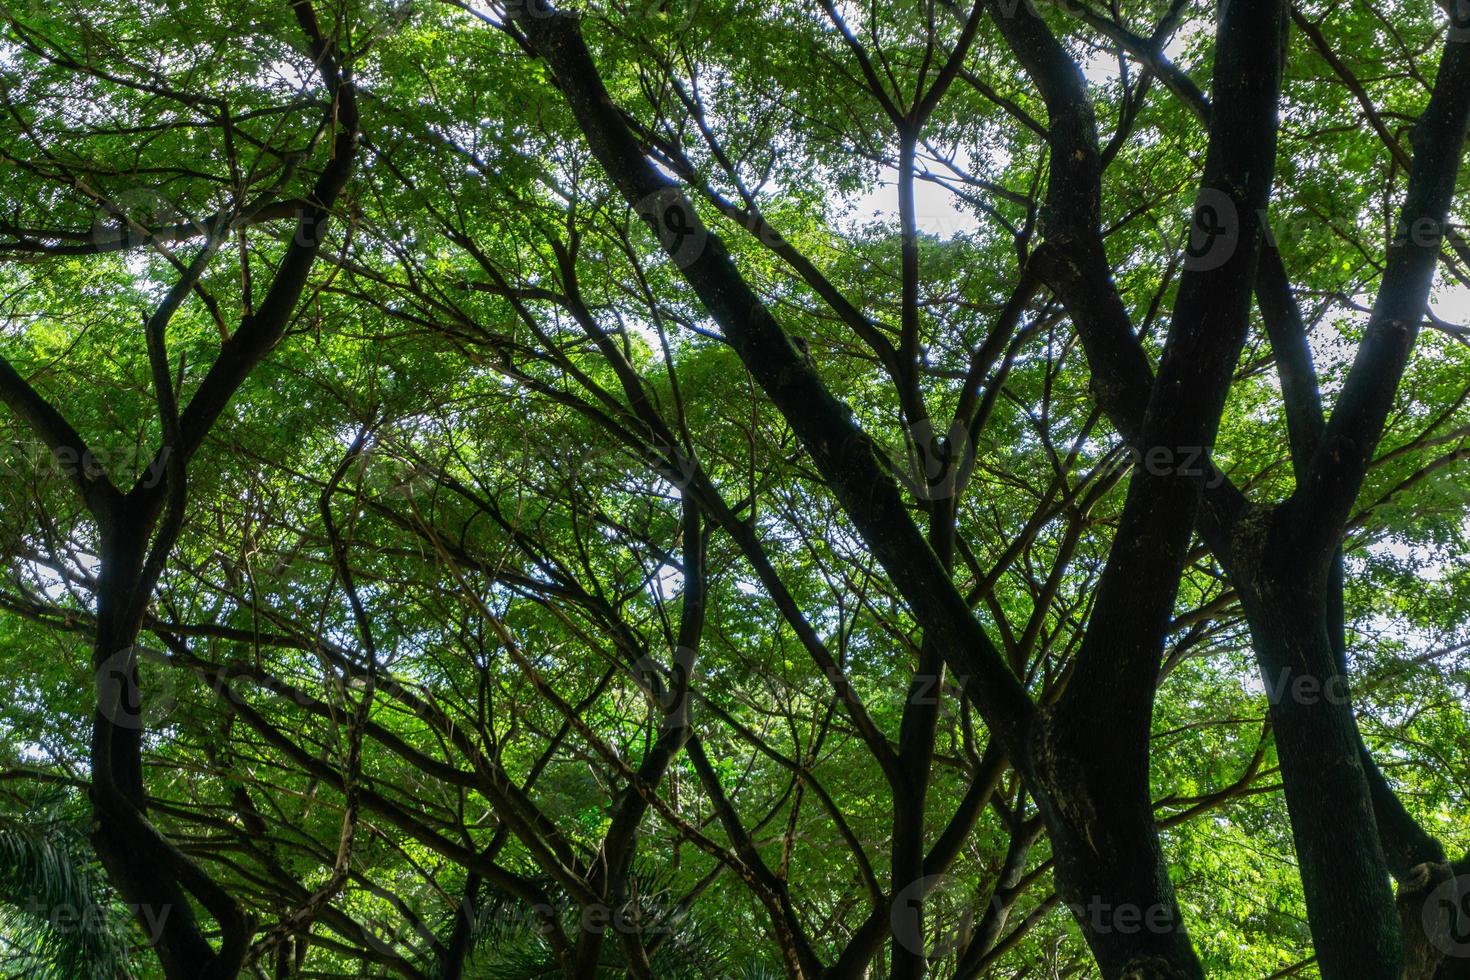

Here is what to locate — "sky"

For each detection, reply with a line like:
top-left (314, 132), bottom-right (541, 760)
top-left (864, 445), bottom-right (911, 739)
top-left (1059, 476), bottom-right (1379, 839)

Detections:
top-left (843, 25), bottom-right (1470, 327)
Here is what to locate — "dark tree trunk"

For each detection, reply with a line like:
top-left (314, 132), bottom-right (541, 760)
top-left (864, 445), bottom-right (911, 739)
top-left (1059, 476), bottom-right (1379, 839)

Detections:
top-left (1234, 527), bottom-right (1401, 978)
top-left (1030, 712), bottom-right (1201, 979)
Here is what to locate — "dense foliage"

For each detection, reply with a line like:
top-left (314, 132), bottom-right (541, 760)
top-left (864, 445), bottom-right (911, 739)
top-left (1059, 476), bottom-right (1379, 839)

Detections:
top-left (1, 0), bottom-right (1469, 977)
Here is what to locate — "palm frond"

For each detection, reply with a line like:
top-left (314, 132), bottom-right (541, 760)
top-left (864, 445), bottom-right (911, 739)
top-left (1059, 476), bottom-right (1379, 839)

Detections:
top-left (0, 809), bottom-right (133, 980)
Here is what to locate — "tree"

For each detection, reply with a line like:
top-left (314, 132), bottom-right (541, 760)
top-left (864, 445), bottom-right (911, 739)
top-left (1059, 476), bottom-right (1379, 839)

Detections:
top-left (1, 0), bottom-right (1469, 977)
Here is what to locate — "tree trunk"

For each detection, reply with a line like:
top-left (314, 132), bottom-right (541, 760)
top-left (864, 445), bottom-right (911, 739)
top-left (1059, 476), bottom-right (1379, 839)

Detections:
top-left (1031, 713), bottom-right (1203, 980)
top-left (1235, 535), bottom-right (1401, 979)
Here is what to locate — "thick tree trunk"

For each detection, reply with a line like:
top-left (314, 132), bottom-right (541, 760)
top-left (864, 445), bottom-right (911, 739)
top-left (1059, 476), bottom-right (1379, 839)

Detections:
top-left (890, 668), bottom-right (939, 980)
top-left (89, 521), bottom-right (229, 979)
top-left (1031, 713), bottom-right (1202, 980)
top-left (1234, 534), bottom-right (1402, 979)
